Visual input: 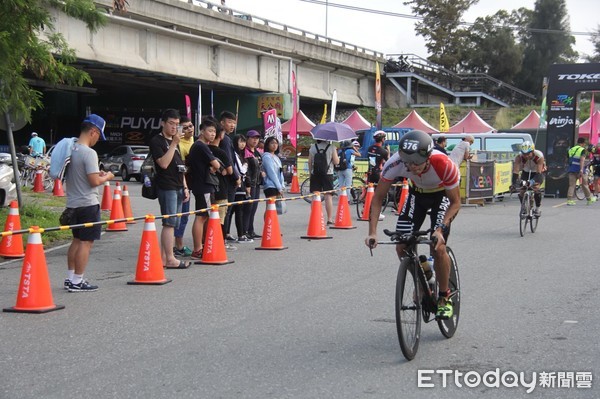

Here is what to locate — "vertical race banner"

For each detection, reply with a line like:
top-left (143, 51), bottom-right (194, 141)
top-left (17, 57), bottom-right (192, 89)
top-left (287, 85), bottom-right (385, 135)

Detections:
top-left (590, 93), bottom-right (597, 145)
top-left (196, 84), bottom-right (201, 131)
top-left (330, 90), bottom-right (337, 123)
top-left (185, 95), bottom-right (192, 120)
top-left (375, 61), bottom-right (382, 130)
top-left (320, 104), bottom-right (328, 124)
top-left (263, 108), bottom-right (282, 144)
top-left (439, 103), bottom-right (449, 132)
top-left (289, 70), bottom-right (298, 148)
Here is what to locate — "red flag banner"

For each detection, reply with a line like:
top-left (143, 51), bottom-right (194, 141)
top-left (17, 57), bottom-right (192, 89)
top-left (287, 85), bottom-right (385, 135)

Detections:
top-left (185, 95), bottom-right (192, 120)
top-left (375, 62), bottom-right (382, 130)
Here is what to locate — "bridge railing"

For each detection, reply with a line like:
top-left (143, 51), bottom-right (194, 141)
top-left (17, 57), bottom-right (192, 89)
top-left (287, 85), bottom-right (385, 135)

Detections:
top-left (386, 53), bottom-right (537, 105)
top-left (189, 0), bottom-right (384, 58)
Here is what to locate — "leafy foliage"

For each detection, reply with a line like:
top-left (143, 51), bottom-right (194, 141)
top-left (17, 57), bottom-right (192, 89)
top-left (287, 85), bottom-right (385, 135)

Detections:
top-left (0, 0), bottom-right (106, 122)
top-left (586, 25), bottom-right (600, 63)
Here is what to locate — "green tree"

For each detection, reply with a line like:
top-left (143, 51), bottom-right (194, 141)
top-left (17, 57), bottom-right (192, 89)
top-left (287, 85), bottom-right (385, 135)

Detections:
top-left (461, 10), bottom-right (523, 84)
top-left (404, 0), bottom-right (478, 72)
top-left (515, 0), bottom-right (577, 95)
top-left (0, 0), bottom-right (106, 122)
top-left (586, 25), bottom-right (600, 63)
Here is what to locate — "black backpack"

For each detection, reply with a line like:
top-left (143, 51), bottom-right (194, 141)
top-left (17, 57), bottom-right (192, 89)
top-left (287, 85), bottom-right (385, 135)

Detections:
top-left (312, 143), bottom-right (330, 176)
top-left (334, 148), bottom-right (348, 171)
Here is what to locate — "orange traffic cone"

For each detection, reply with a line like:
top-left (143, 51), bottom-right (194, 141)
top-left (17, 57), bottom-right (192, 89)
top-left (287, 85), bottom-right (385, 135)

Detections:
top-left (128, 215), bottom-right (172, 285)
top-left (106, 189), bottom-right (128, 231)
top-left (115, 181), bottom-right (121, 195)
top-left (301, 193), bottom-right (332, 240)
top-left (52, 179), bottom-right (65, 197)
top-left (33, 170), bottom-right (45, 192)
top-left (197, 206), bottom-right (234, 265)
top-left (100, 182), bottom-right (112, 211)
top-left (0, 201), bottom-right (25, 258)
top-left (121, 185), bottom-right (135, 224)
top-left (396, 178), bottom-right (409, 215)
top-left (330, 188), bottom-right (356, 230)
top-left (289, 166), bottom-right (300, 194)
top-left (358, 183), bottom-right (375, 221)
top-left (3, 227), bottom-right (65, 313)
top-left (256, 198), bottom-right (288, 250)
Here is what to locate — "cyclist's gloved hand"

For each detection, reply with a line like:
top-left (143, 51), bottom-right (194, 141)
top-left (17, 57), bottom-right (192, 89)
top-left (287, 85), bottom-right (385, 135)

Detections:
top-left (529, 179), bottom-right (536, 186)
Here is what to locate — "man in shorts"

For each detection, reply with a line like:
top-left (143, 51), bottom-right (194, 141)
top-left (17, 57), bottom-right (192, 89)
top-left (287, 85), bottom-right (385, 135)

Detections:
top-left (65, 114), bottom-right (114, 291)
top-left (188, 118), bottom-right (222, 259)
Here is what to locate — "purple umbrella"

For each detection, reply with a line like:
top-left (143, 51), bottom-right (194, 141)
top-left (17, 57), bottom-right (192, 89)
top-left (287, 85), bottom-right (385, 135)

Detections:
top-left (310, 122), bottom-right (358, 142)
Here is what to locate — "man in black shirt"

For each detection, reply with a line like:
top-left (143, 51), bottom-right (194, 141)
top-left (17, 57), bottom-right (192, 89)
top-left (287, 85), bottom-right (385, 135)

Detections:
top-left (219, 111), bottom-right (241, 242)
top-left (208, 122), bottom-right (233, 243)
top-left (367, 130), bottom-right (390, 184)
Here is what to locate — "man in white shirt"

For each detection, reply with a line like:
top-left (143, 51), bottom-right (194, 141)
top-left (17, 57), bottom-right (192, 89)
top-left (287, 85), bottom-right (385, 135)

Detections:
top-left (449, 135), bottom-right (474, 166)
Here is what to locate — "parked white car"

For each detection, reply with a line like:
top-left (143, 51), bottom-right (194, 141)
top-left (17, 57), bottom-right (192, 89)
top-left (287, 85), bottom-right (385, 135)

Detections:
top-left (0, 153), bottom-right (18, 207)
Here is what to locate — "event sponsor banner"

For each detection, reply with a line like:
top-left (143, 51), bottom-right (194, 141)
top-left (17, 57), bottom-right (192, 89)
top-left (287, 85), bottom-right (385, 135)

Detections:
top-left (546, 63), bottom-right (600, 196)
top-left (494, 162), bottom-right (513, 195)
top-left (468, 161), bottom-right (495, 199)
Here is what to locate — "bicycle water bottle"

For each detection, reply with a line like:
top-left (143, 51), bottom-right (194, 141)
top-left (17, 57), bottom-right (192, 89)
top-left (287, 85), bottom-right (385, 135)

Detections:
top-left (427, 256), bottom-right (436, 289)
top-left (143, 175), bottom-right (152, 187)
top-left (418, 255), bottom-right (433, 281)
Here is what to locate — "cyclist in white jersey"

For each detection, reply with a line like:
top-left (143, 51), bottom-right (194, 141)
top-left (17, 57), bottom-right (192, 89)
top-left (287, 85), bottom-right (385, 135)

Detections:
top-left (511, 141), bottom-right (545, 216)
top-left (365, 130), bottom-right (461, 319)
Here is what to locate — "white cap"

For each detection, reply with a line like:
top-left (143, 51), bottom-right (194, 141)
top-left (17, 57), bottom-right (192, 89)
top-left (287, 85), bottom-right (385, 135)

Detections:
top-left (352, 140), bottom-right (360, 147)
top-left (31, 132), bottom-right (38, 137)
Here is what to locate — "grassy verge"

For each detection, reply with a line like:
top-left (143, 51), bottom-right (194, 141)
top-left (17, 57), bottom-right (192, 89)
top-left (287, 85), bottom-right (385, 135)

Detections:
top-left (1, 189), bottom-right (72, 248)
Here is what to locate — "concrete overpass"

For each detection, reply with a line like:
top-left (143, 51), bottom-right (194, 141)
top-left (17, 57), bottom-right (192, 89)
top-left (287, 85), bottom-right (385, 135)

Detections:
top-left (49, 0), bottom-right (391, 111)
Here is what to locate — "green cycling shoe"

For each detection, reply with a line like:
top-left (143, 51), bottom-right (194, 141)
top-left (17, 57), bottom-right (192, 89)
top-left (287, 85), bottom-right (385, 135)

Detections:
top-left (436, 297), bottom-right (454, 320)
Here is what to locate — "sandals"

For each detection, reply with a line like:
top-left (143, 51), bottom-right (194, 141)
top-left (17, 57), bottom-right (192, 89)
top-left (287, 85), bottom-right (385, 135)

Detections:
top-left (164, 260), bottom-right (191, 269)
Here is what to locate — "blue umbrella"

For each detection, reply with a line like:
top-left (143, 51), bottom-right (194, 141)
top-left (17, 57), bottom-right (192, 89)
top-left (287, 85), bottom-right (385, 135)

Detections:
top-left (310, 122), bottom-right (358, 142)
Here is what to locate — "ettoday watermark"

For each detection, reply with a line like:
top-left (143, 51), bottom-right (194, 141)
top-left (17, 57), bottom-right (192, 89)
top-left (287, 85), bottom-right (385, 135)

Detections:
top-left (418, 369), bottom-right (593, 393)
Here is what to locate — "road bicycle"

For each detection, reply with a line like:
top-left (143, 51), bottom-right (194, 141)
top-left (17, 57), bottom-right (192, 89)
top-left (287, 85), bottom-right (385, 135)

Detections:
top-left (575, 164), bottom-right (594, 200)
top-left (518, 180), bottom-right (540, 237)
top-left (355, 181), bottom-right (400, 219)
top-left (300, 175), bottom-right (365, 204)
top-left (17, 155), bottom-right (53, 191)
top-left (370, 228), bottom-right (461, 361)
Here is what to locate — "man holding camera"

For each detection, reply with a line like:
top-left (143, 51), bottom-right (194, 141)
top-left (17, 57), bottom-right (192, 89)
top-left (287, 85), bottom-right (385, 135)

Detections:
top-left (149, 109), bottom-right (190, 269)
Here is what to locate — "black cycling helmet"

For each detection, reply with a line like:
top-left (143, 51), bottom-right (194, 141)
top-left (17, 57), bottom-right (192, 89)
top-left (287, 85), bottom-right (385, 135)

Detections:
top-left (398, 130), bottom-right (433, 164)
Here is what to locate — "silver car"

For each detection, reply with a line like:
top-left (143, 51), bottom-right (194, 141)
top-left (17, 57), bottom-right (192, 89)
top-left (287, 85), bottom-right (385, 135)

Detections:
top-left (98, 145), bottom-right (149, 182)
top-left (0, 153), bottom-right (18, 207)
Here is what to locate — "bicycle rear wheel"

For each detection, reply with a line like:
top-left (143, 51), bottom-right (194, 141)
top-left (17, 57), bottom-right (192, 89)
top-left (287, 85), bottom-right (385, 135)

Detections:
top-left (355, 186), bottom-right (366, 219)
top-left (519, 192), bottom-right (530, 237)
top-left (396, 258), bottom-right (422, 361)
top-left (438, 247), bottom-right (460, 338)
top-left (575, 183), bottom-right (585, 200)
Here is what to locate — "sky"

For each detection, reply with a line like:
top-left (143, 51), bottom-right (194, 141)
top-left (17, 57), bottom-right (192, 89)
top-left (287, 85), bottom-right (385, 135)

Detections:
top-left (224, 0), bottom-right (598, 62)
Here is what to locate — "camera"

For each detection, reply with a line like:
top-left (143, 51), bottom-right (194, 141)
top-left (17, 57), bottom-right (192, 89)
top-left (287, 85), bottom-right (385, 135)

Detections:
top-left (177, 164), bottom-right (187, 173)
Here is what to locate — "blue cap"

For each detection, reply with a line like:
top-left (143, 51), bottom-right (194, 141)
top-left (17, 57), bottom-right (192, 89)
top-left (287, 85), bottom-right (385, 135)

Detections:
top-left (246, 130), bottom-right (261, 138)
top-left (83, 114), bottom-right (107, 140)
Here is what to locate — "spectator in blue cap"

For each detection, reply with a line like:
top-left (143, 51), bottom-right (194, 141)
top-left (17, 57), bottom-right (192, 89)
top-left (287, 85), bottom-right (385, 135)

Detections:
top-left (64, 114), bottom-right (114, 292)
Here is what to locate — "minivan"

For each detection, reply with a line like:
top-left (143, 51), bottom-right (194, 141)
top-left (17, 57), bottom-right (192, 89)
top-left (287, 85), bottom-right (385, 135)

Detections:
top-left (433, 132), bottom-right (534, 162)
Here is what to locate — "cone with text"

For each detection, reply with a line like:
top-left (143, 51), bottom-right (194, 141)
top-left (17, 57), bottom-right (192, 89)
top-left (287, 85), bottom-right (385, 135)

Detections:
top-left (106, 189), bottom-right (128, 231)
top-left (330, 188), bottom-right (356, 229)
top-left (256, 198), bottom-right (288, 250)
top-left (3, 227), bottom-right (65, 313)
top-left (128, 215), bottom-right (172, 285)
top-left (0, 201), bottom-right (25, 258)
top-left (358, 183), bottom-right (375, 221)
top-left (100, 181), bottom-right (112, 211)
top-left (301, 193), bottom-right (332, 239)
top-left (197, 206), bottom-right (234, 265)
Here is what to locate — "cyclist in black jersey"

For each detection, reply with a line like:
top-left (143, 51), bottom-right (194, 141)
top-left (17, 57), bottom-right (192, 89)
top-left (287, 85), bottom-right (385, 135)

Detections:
top-left (367, 130), bottom-right (390, 184)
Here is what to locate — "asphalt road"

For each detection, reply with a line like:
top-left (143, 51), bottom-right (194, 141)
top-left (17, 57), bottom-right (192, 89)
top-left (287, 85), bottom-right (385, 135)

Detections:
top-left (0, 182), bottom-right (598, 399)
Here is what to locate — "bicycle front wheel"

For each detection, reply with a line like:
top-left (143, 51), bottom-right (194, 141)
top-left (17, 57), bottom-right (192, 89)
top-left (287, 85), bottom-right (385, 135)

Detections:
top-left (396, 258), bottom-right (422, 361)
top-left (519, 192), bottom-right (530, 237)
top-left (438, 247), bottom-right (461, 338)
top-left (300, 178), bottom-right (313, 204)
top-left (575, 183), bottom-right (585, 200)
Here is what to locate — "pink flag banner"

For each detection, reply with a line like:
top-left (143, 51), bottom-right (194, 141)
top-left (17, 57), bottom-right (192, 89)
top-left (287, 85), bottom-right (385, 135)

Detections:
top-left (263, 108), bottom-right (281, 143)
top-left (590, 93), bottom-right (598, 145)
top-left (185, 95), bottom-right (192, 120)
top-left (289, 71), bottom-right (298, 148)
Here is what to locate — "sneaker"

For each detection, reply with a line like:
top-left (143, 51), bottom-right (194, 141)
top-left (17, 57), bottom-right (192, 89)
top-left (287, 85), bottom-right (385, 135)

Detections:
top-left (378, 213), bottom-right (385, 221)
top-left (191, 250), bottom-right (202, 260)
top-left (64, 279), bottom-right (71, 290)
top-left (566, 200), bottom-right (576, 206)
top-left (225, 235), bottom-right (238, 243)
top-left (225, 243), bottom-right (238, 251)
top-left (237, 235), bottom-right (254, 243)
top-left (68, 280), bottom-right (98, 292)
top-left (587, 196), bottom-right (597, 205)
top-left (436, 298), bottom-right (453, 320)
top-left (533, 208), bottom-right (541, 217)
top-left (179, 246), bottom-right (193, 256)
top-left (173, 247), bottom-right (184, 257)
top-left (249, 232), bottom-right (262, 239)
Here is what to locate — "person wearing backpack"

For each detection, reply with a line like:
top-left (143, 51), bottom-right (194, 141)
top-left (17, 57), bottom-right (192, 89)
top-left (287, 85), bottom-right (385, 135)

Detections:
top-left (335, 140), bottom-right (361, 195)
top-left (309, 139), bottom-right (339, 225)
